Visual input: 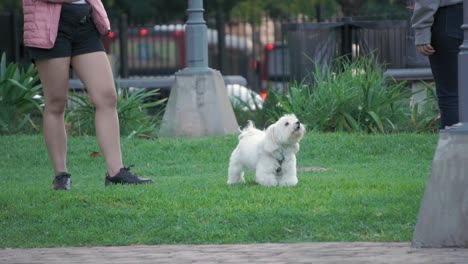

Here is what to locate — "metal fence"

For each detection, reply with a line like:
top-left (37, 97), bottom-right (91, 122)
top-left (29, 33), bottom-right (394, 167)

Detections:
top-left (285, 19), bottom-right (412, 84)
top-left (107, 15), bottom-right (260, 87)
top-left (105, 16), bottom-right (418, 93)
top-left (0, 11), bottom-right (22, 63)
top-left (1, 11), bottom-right (423, 94)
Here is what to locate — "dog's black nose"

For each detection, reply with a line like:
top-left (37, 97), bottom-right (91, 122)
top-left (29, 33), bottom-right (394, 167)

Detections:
top-left (294, 121), bottom-right (301, 131)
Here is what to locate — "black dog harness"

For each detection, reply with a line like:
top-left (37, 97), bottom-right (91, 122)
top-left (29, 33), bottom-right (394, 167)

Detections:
top-left (275, 150), bottom-right (285, 174)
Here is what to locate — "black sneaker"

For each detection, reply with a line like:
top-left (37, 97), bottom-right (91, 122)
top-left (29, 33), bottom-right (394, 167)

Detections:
top-left (52, 172), bottom-right (72, 190)
top-left (105, 166), bottom-right (153, 186)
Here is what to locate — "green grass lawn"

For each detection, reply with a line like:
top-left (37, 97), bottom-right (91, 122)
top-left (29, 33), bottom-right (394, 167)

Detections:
top-left (0, 133), bottom-right (438, 248)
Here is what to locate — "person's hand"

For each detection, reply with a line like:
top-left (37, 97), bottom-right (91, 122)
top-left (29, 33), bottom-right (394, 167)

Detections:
top-left (416, 44), bottom-right (435, 56)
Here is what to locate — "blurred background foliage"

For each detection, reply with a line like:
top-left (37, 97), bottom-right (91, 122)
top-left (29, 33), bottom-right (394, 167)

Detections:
top-left (1, 0), bottom-right (411, 22)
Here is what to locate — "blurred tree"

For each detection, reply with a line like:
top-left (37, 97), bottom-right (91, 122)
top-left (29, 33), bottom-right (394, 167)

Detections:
top-left (102, 0), bottom-right (237, 22)
top-left (337, 0), bottom-right (409, 18)
top-left (229, 0), bottom-right (407, 21)
top-left (230, 0), bottom-right (336, 21)
top-left (0, 0), bottom-right (409, 21)
top-left (0, 0), bottom-right (21, 11)
top-left (336, 0), bottom-right (365, 16)
top-left (367, 0), bottom-right (411, 18)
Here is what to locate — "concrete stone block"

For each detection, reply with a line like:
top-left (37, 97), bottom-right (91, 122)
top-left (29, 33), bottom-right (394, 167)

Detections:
top-left (412, 130), bottom-right (468, 248)
top-left (160, 68), bottom-right (239, 137)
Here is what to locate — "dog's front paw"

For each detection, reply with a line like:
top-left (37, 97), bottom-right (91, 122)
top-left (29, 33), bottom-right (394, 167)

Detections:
top-left (278, 176), bottom-right (298, 187)
top-left (227, 179), bottom-right (244, 185)
top-left (227, 176), bottom-right (245, 185)
top-left (256, 178), bottom-right (278, 187)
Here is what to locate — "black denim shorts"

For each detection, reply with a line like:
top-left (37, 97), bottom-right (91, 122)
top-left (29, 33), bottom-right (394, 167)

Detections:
top-left (28, 3), bottom-right (105, 61)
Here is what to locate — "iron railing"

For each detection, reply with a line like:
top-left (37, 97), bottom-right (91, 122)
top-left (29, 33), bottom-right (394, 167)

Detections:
top-left (1, 12), bottom-right (423, 94)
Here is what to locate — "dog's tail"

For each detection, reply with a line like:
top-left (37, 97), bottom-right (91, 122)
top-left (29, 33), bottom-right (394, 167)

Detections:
top-left (238, 120), bottom-right (258, 140)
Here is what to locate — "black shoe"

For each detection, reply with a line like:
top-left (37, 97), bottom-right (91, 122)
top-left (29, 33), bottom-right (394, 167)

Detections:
top-left (105, 166), bottom-right (153, 186)
top-left (52, 172), bottom-right (72, 190)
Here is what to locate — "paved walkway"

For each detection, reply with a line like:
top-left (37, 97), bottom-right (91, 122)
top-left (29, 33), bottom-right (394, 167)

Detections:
top-left (1, 242), bottom-right (468, 264)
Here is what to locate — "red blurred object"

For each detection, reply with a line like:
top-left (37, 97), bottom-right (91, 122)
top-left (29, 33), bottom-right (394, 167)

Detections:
top-left (139, 28), bottom-right (149, 37)
top-left (260, 92), bottom-right (267, 100)
top-left (252, 60), bottom-right (258, 70)
top-left (174, 31), bottom-right (182, 37)
top-left (266, 43), bottom-right (275, 51)
top-left (108, 31), bottom-right (115, 39)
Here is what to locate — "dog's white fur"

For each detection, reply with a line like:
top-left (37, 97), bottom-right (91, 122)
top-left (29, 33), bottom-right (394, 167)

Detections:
top-left (228, 114), bottom-right (305, 187)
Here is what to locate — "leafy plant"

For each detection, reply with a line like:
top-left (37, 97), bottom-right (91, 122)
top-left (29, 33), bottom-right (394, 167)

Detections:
top-left (118, 88), bottom-right (166, 138)
top-left (0, 52), bottom-right (43, 134)
top-left (232, 90), bottom-right (282, 129)
top-left (263, 55), bottom-right (420, 133)
top-left (66, 86), bottom-right (166, 139)
top-left (406, 82), bottom-right (439, 133)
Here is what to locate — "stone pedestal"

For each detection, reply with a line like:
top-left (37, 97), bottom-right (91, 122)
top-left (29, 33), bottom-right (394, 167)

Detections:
top-left (412, 130), bottom-right (468, 248)
top-left (160, 68), bottom-right (239, 137)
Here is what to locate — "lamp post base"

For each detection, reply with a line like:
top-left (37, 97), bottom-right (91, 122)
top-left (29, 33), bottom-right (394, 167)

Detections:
top-left (412, 129), bottom-right (468, 248)
top-left (160, 68), bottom-right (239, 137)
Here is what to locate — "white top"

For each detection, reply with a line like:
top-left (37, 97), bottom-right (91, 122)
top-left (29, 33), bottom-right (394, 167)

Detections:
top-left (72, 0), bottom-right (87, 4)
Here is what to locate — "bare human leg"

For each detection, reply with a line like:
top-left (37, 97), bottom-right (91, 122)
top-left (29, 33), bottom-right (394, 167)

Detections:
top-left (35, 57), bottom-right (71, 175)
top-left (71, 51), bottom-right (123, 177)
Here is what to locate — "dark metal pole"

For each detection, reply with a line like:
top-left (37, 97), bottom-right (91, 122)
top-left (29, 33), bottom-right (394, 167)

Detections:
top-left (12, 11), bottom-right (20, 63)
top-left (457, 0), bottom-right (468, 127)
top-left (315, 4), bottom-right (322, 22)
top-left (341, 17), bottom-right (353, 62)
top-left (119, 14), bottom-right (129, 78)
top-left (215, 8), bottom-right (226, 73)
top-left (445, 0), bottom-right (468, 133)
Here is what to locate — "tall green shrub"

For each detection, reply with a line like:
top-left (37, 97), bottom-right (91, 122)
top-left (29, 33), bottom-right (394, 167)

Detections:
top-left (406, 82), bottom-right (439, 133)
top-left (266, 56), bottom-right (423, 133)
top-left (0, 53), bottom-right (43, 134)
top-left (66, 87), bottom-right (166, 139)
top-left (231, 91), bottom-right (281, 129)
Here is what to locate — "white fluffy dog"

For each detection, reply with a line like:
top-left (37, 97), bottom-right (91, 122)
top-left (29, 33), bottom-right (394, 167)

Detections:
top-left (227, 114), bottom-right (305, 187)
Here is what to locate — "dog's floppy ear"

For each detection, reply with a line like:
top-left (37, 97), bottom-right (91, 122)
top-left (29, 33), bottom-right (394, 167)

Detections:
top-left (263, 123), bottom-right (279, 153)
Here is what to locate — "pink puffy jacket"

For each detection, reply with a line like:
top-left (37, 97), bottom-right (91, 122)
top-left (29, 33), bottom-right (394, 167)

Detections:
top-left (23, 0), bottom-right (111, 49)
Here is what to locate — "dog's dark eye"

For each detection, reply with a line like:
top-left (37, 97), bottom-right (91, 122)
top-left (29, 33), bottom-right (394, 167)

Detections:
top-left (285, 122), bottom-right (289, 126)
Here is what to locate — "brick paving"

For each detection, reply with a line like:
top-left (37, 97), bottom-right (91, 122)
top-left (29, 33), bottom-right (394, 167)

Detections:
top-left (1, 242), bottom-right (468, 264)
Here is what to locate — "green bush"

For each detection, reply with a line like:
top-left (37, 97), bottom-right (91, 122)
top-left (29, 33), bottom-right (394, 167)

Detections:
top-left (0, 53), bottom-right (43, 134)
top-left (232, 91), bottom-right (280, 129)
top-left (66, 87), bottom-right (166, 139)
top-left (405, 82), bottom-right (439, 133)
top-left (275, 56), bottom-right (413, 133)
top-left (239, 55), bottom-right (439, 133)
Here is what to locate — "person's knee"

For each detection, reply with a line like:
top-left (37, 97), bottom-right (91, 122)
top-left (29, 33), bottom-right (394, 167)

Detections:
top-left (45, 96), bottom-right (68, 115)
top-left (93, 87), bottom-right (117, 109)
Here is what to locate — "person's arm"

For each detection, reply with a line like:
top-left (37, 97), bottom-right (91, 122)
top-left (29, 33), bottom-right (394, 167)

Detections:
top-left (411, 0), bottom-right (440, 45)
top-left (411, 0), bottom-right (440, 55)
